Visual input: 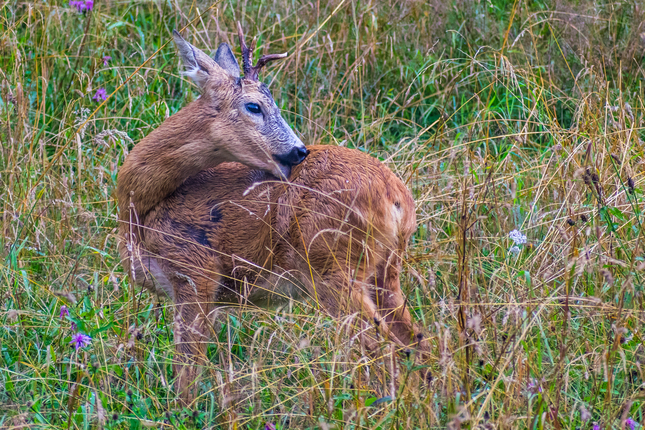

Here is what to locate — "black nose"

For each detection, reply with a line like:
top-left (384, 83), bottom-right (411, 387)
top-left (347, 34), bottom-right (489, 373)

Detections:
top-left (273, 146), bottom-right (310, 167)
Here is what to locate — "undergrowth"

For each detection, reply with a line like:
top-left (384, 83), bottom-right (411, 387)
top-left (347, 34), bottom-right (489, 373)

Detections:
top-left (1, 0), bottom-right (645, 428)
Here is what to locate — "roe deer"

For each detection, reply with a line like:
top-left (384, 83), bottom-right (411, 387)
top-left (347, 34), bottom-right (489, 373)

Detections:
top-left (117, 27), bottom-right (429, 403)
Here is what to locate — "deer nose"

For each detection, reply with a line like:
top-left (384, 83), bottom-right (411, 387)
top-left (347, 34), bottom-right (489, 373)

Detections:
top-left (274, 146), bottom-right (310, 167)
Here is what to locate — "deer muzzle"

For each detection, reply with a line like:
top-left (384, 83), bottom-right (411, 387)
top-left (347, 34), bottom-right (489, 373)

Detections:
top-left (273, 146), bottom-right (310, 168)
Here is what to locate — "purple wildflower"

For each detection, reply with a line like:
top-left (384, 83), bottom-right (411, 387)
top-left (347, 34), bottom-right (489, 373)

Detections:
top-left (69, 0), bottom-right (93, 12)
top-left (69, 0), bottom-right (82, 11)
top-left (102, 55), bottom-right (112, 66)
top-left (92, 88), bottom-right (107, 101)
top-left (59, 305), bottom-right (69, 319)
top-left (265, 424), bottom-right (276, 430)
top-left (71, 321), bottom-right (78, 331)
top-left (593, 424), bottom-right (601, 430)
top-left (70, 333), bottom-right (92, 350)
top-left (626, 418), bottom-right (637, 430)
top-left (526, 379), bottom-right (542, 395)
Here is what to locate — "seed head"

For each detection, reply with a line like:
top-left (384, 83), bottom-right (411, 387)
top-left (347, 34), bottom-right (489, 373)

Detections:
top-left (580, 404), bottom-right (591, 421)
top-left (583, 172), bottom-right (592, 186)
top-left (600, 269), bottom-right (614, 286)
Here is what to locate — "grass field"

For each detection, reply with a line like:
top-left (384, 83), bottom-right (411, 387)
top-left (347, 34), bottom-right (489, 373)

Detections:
top-left (2, 0), bottom-right (645, 428)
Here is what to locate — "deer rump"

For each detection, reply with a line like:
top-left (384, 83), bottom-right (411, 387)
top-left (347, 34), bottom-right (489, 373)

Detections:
top-left (130, 145), bottom-right (420, 349)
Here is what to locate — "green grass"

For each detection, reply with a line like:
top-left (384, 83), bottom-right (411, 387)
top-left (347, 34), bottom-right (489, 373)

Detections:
top-left (2, 0), bottom-right (645, 428)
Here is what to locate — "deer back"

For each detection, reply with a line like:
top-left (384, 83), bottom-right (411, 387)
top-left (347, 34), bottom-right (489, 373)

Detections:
top-left (144, 145), bottom-right (416, 308)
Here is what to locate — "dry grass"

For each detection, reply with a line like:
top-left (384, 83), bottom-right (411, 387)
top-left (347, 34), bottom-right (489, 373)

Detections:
top-left (1, 0), bottom-right (645, 428)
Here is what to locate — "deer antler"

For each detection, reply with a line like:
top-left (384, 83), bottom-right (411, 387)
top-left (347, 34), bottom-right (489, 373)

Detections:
top-left (237, 21), bottom-right (288, 81)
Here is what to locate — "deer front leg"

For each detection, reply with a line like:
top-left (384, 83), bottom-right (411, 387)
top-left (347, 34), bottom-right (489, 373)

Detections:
top-left (172, 276), bottom-right (215, 405)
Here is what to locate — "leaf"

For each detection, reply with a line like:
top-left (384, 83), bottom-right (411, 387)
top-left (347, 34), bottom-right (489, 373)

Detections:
top-left (364, 397), bottom-right (378, 407)
top-left (107, 21), bottom-right (126, 30)
top-left (91, 322), bottom-right (114, 336)
top-left (608, 206), bottom-right (625, 221)
top-left (47, 345), bottom-right (56, 366)
top-left (367, 396), bottom-right (392, 407)
top-left (110, 364), bottom-right (123, 378)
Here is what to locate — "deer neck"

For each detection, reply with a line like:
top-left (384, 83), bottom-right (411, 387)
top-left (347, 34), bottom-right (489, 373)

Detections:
top-left (117, 101), bottom-right (226, 225)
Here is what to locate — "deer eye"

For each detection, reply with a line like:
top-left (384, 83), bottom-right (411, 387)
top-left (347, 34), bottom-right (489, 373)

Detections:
top-left (245, 103), bottom-right (262, 115)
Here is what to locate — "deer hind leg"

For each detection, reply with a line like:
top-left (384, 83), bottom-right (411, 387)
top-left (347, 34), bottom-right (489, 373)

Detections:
top-left (345, 250), bottom-right (430, 358)
top-left (371, 260), bottom-right (423, 349)
top-left (316, 266), bottom-right (432, 382)
top-left (170, 272), bottom-right (217, 404)
top-left (370, 255), bottom-right (432, 380)
top-left (308, 269), bottom-right (402, 352)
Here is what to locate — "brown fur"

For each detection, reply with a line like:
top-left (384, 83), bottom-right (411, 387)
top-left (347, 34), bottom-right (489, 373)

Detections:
top-left (117, 32), bottom-right (304, 237)
top-left (116, 33), bottom-right (428, 403)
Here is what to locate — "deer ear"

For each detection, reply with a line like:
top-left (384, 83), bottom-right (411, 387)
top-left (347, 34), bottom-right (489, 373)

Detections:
top-left (172, 30), bottom-right (222, 88)
top-left (213, 43), bottom-right (240, 78)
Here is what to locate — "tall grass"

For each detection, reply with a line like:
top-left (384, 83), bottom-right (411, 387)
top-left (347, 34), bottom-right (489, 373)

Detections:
top-left (1, 0), bottom-right (644, 428)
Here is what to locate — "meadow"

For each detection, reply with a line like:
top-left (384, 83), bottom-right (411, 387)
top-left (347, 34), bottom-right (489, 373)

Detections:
top-left (1, 0), bottom-right (645, 428)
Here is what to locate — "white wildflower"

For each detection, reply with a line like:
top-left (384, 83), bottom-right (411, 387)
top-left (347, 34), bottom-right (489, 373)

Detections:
top-left (509, 246), bottom-right (521, 257)
top-left (509, 229), bottom-right (527, 245)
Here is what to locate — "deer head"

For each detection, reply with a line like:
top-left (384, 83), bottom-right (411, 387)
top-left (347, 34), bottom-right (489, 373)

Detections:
top-left (172, 28), bottom-right (308, 178)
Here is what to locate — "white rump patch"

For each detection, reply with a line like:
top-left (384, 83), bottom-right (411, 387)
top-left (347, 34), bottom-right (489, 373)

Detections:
top-left (390, 203), bottom-right (403, 229)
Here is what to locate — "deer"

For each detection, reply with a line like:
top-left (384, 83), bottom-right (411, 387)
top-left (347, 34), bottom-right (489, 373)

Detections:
top-left (117, 26), bottom-right (429, 403)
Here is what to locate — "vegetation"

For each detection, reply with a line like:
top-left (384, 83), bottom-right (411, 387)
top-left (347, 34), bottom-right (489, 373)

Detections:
top-left (2, 0), bottom-right (644, 428)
